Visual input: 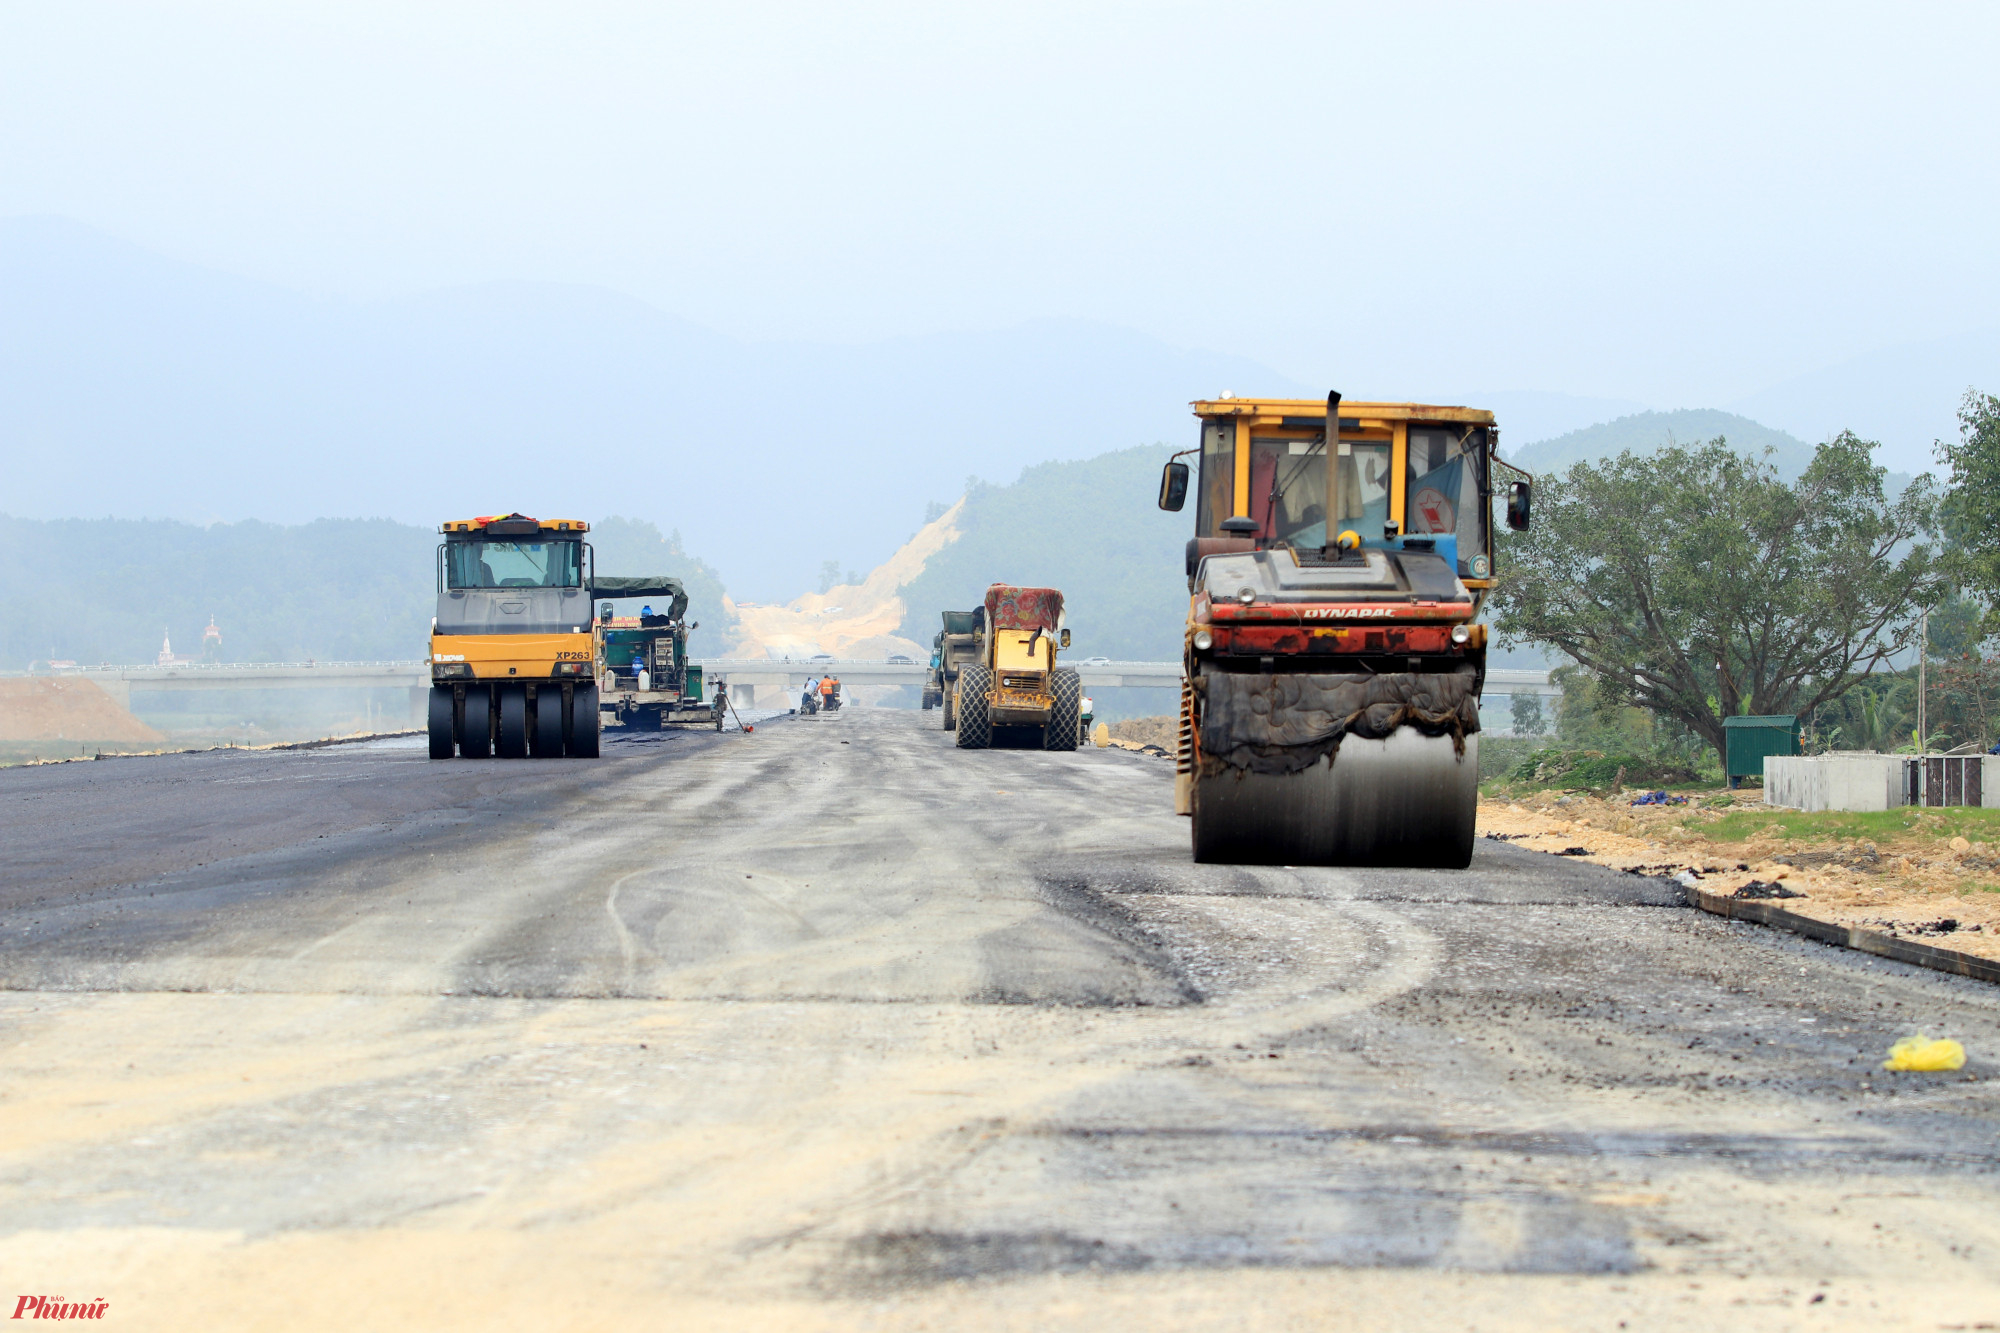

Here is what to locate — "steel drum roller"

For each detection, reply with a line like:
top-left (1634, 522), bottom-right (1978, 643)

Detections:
top-left (1192, 729), bottom-right (1478, 867)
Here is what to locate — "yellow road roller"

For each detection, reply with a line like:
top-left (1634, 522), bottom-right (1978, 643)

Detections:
top-left (1157, 393), bottom-right (1532, 866)
top-left (427, 513), bottom-right (601, 759)
top-left (954, 584), bottom-right (1080, 750)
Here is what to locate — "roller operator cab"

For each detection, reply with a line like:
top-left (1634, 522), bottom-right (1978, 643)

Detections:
top-left (1158, 394), bottom-right (1533, 867)
top-left (428, 514), bottom-right (602, 759)
top-left (953, 585), bottom-right (1082, 751)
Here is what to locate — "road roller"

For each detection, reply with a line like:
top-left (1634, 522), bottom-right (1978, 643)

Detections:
top-left (1157, 393), bottom-right (1532, 866)
top-left (428, 514), bottom-right (603, 759)
top-left (953, 584), bottom-right (1081, 751)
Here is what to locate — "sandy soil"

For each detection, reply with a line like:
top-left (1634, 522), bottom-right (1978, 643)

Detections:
top-left (1478, 792), bottom-right (2000, 963)
top-left (0, 677), bottom-right (164, 743)
top-left (723, 500), bottom-right (963, 660)
top-left (1107, 714), bottom-right (1177, 751)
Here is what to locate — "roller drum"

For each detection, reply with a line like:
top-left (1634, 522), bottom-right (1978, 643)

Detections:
top-left (1191, 729), bottom-right (1478, 868)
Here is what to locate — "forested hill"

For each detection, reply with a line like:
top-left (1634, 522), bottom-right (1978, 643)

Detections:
top-left (892, 445), bottom-right (1193, 662)
top-left (1507, 410), bottom-right (1819, 478)
top-left (0, 514), bottom-right (732, 668)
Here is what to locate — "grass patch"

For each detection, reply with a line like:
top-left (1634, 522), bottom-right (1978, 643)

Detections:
top-left (1696, 806), bottom-right (2000, 845)
top-left (1476, 736), bottom-right (1543, 783)
top-left (1500, 747), bottom-right (1703, 792)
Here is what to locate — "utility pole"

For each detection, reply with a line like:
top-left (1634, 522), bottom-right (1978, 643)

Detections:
top-left (1918, 604), bottom-right (1929, 756)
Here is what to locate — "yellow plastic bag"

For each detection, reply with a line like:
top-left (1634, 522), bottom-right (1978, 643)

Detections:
top-left (1882, 1034), bottom-right (1967, 1072)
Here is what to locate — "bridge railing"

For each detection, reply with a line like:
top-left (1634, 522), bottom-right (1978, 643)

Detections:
top-left (6, 661), bottom-right (429, 676)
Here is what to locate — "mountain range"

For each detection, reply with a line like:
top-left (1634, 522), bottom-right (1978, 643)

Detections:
top-left (9, 215), bottom-right (1989, 604)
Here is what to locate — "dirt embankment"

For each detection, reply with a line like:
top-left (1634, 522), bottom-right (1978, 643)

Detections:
top-left (0, 678), bottom-right (163, 743)
top-left (1479, 792), bottom-right (2000, 964)
top-left (723, 500), bottom-right (963, 661)
top-left (1107, 714), bottom-right (1177, 750)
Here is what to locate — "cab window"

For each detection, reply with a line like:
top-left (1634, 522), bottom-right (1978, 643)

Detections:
top-left (1246, 434), bottom-right (1329, 545)
top-left (445, 540), bottom-right (584, 589)
top-left (1195, 420), bottom-right (1235, 536)
top-left (1405, 426), bottom-right (1489, 576)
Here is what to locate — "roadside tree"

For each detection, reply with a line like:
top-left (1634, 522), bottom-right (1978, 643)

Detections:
top-left (1509, 692), bottom-right (1546, 737)
top-left (1936, 389), bottom-right (2000, 620)
top-left (1493, 434), bottom-right (1941, 767)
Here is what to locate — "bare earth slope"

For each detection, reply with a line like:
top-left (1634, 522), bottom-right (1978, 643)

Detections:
top-left (724, 499), bottom-right (963, 660)
top-left (0, 677), bottom-right (164, 743)
top-left (0, 714), bottom-right (1995, 1329)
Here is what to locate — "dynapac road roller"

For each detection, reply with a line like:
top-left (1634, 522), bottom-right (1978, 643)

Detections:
top-left (429, 514), bottom-right (600, 758)
top-left (1158, 393), bottom-right (1531, 866)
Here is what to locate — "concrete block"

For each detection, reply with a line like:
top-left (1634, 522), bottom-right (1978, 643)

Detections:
top-left (1764, 753), bottom-right (1908, 812)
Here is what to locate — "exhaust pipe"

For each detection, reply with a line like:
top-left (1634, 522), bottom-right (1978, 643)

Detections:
top-left (1324, 390), bottom-right (1343, 556)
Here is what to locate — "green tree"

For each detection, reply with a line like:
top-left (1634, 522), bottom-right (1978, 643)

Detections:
top-left (1936, 389), bottom-right (2000, 621)
top-left (1509, 692), bottom-right (1545, 736)
top-left (1494, 433), bottom-right (1941, 766)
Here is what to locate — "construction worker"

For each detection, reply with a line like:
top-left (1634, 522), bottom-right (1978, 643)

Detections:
top-left (821, 675), bottom-right (839, 712)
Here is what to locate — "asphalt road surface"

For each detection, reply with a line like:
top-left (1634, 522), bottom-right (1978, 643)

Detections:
top-left (2, 709), bottom-right (1997, 1330)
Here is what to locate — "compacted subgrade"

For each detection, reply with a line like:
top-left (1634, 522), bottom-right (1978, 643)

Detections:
top-left (0, 710), bottom-right (1994, 1328)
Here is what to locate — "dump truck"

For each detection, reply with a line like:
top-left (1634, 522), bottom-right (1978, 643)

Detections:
top-left (428, 513), bottom-right (601, 759)
top-left (1157, 393), bottom-right (1531, 866)
top-left (596, 578), bottom-right (725, 731)
top-left (953, 584), bottom-right (1081, 750)
top-left (922, 608), bottom-right (987, 729)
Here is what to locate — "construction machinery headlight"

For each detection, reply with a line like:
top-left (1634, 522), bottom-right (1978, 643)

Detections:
top-left (554, 662), bottom-right (590, 676)
top-left (432, 662), bottom-right (473, 680)
top-left (1450, 624), bottom-right (1471, 645)
top-left (1192, 630), bottom-right (1214, 651)
top-left (1237, 587), bottom-right (1257, 605)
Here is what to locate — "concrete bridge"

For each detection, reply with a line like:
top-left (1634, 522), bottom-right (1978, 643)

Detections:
top-left (699, 658), bottom-right (1190, 708)
top-left (14, 659), bottom-right (1563, 717)
top-left (701, 661), bottom-right (1563, 709)
top-left (28, 662), bottom-right (435, 716)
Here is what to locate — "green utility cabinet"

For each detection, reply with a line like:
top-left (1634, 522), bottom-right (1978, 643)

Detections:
top-left (1724, 714), bottom-right (1801, 787)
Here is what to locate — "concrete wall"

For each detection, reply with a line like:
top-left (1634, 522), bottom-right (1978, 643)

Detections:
top-left (1765, 754), bottom-right (1906, 812)
top-left (1767, 752), bottom-right (2000, 811)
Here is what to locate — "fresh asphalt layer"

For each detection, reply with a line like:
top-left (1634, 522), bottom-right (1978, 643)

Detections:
top-left (1, 708), bottom-right (1996, 1328)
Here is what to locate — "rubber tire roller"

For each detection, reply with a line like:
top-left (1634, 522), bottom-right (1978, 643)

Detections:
top-left (459, 685), bottom-right (492, 759)
top-left (428, 687), bottom-right (455, 759)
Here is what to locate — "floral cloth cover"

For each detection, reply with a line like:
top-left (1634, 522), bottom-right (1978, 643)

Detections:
top-left (984, 584), bottom-right (1064, 631)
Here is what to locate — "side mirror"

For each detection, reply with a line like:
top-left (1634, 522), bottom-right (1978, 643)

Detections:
top-left (690, 621), bottom-right (700, 630)
top-left (1060, 629), bottom-right (1071, 649)
top-left (1158, 461), bottom-right (1189, 511)
top-left (1507, 481), bottom-right (1532, 531)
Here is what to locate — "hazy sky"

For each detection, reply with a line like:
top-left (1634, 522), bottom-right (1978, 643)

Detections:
top-left (3, 2), bottom-right (1997, 410)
